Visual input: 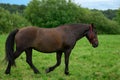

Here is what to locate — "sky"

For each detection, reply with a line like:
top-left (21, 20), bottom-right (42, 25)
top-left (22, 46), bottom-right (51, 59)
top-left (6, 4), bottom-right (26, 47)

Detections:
top-left (0, 0), bottom-right (120, 10)
top-left (74, 0), bottom-right (120, 10)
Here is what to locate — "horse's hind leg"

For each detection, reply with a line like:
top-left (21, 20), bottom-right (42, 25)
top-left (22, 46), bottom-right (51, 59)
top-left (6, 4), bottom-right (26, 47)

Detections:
top-left (25, 48), bottom-right (40, 74)
top-left (46, 51), bottom-right (62, 73)
top-left (5, 49), bottom-right (23, 74)
top-left (5, 62), bottom-right (12, 74)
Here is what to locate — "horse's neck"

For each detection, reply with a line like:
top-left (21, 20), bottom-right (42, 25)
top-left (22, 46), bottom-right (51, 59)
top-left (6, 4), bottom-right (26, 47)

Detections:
top-left (70, 25), bottom-right (89, 40)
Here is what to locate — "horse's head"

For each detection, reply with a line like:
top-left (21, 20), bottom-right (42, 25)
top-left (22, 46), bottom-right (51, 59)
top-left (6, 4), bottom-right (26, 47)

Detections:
top-left (86, 23), bottom-right (99, 48)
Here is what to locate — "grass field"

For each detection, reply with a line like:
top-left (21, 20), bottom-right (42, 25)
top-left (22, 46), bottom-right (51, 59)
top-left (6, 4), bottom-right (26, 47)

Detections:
top-left (0, 34), bottom-right (120, 80)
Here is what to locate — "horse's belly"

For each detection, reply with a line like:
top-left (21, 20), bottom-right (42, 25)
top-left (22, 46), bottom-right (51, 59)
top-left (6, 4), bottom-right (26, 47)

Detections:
top-left (32, 28), bottom-right (64, 53)
top-left (33, 40), bottom-right (63, 53)
top-left (33, 45), bottom-right (61, 53)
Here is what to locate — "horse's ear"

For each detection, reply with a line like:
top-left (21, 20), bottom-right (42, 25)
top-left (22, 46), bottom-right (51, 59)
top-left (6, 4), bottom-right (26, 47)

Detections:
top-left (89, 23), bottom-right (93, 31)
top-left (91, 23), bottom-right (95, 29)
top-left (91, 23), bottom-right (94, 28)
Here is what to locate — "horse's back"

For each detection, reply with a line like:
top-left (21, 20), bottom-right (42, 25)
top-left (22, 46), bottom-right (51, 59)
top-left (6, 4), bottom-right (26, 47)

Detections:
top-left (15, 27), bottom-right (64, 52)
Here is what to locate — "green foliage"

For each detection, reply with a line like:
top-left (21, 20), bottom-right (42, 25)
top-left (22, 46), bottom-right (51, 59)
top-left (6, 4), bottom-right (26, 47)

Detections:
top-left (24, 0), bottom-right (120, 34)
top-left (0, 1), bottom-right (120, 34)
top-left (24, 0), bottom-right (79, 27)
top-left (0, 7), bottom-right (12, 33)
top-left (101, 9), bottom-right (118, 20)
top-left (114, 8), bottom-right (120, 24)
top-left (24, 0), bottom-right (96, 27)
top-left (89, 11), bottom-right (120, 34)
top-left (0, 35), bottom-right (120, 79)
top-left (0, 3), bottom-right (26, 14)
top-left (0, 7), bottom-right (31, 33)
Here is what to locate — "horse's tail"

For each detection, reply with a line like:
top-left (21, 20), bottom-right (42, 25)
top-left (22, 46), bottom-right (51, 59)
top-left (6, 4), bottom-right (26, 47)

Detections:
top-left (5, 29), bottom-right (19, 66)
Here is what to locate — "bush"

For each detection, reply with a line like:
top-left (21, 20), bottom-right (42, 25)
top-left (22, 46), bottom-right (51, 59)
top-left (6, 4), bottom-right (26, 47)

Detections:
top-left (88, 11), bottom-right (120, 34)
top-left (0, 7), bottom-right (12, 33)
top-left (0, 7), bottom-right (31, 34)
top-left (24, 0), bottom-right (82, 27)
top-left (24, 0), bottom-right (120, 34)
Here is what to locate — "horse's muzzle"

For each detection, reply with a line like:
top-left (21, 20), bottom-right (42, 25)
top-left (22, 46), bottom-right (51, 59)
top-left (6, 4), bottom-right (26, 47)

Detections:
top-left (92, 42), bottom-right (98, 48)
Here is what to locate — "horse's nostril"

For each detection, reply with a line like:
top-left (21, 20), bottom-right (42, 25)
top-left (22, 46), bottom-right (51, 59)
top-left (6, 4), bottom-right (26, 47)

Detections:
top-left (92, 43), bottom-right (98, 48)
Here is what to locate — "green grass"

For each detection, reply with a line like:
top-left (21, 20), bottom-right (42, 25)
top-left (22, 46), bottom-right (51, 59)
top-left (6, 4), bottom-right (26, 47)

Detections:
top-left (0, 35), bottom-right (120, 80)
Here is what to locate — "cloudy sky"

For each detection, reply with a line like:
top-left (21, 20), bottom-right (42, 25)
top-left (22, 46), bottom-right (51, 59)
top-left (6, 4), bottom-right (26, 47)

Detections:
top-left (0, 0), bottom-right (120, 10)
top-left (74, 0), bottom-right (120, 10)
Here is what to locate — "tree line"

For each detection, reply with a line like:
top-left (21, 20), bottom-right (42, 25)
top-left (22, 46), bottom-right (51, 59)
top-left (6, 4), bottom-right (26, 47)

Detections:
top-left (0, 0), bottom-right (120, 34)
top-left (0, 3), bottom-right (26, 14)
top-left (0, 3), bottom-right (118, 20)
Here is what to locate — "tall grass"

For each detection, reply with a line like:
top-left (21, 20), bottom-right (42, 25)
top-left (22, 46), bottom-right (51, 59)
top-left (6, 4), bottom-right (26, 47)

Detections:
top-left (0, 35), bottom-right (120, 80)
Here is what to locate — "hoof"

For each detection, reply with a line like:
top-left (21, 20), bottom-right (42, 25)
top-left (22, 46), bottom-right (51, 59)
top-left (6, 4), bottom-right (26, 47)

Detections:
top-left (65, 71), bottom-right (69, 75)
top-left (5, 71), bottom-right (10, 74)
top-left (46, 67), bottom-right (54, 73)
top-left (34, 70), bottom-right (40, 74)
top-left (46, 68), bottom-right (50, 73)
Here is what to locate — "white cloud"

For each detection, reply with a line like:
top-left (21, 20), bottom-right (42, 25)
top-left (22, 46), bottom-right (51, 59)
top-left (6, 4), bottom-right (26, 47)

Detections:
top-left (73, 0), bottom-right (120, 10)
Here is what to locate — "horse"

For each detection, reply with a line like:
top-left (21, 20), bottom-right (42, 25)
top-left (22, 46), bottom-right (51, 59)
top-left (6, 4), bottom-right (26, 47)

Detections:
top-left (5, 23), bottom-right (98, 75)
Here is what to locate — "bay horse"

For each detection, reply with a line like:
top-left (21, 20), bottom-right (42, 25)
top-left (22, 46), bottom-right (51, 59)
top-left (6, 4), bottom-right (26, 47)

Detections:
top-left (5, 23), bottom-right (98, 75)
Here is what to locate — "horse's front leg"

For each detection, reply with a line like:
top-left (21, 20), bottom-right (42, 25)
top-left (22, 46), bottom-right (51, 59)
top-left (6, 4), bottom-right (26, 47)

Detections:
top-left (64, 49), bottom-right (72, 75)
top-left (46, 51), bottom-right (62, 73)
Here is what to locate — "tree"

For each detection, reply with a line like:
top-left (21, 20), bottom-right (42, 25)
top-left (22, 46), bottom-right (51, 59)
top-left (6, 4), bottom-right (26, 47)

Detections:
top-left (0, 3), bottom-right (26, 14)
top-left (101, 9), bottom-right (117, 20)
top-left (24, 0), bottom-right (83, 27)
top-left (0, 7), bottom-right (31, 33)
top-left (115, 8), bottom-right (120, 24)
top-left (0, 7), bottom-right (12, 33)
top-left (24, 0), bottom-right (120, 34)
top-left (90, 10), bottom-right (120, 34)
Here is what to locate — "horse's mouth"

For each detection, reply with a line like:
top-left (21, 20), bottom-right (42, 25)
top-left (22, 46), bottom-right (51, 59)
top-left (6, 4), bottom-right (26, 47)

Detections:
top-left (92, 43), bottom-right (98, 48)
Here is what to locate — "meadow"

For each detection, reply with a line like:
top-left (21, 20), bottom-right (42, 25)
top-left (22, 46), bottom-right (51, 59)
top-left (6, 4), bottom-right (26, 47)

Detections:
top-left (0, 34), bottom-right (120, 80)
